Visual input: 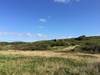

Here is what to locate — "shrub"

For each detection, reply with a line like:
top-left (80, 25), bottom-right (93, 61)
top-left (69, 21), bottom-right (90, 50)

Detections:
top-left (73, 43), bottom-right (100, 53)
top-left (81, 43), bottom-right (100, 53)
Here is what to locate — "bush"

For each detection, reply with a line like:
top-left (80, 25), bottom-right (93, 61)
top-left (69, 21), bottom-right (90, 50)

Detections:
top-left (32, 42), bottom-right (51, 50)
top-left (81, 43), bottom-right (100, 53)
top-left (73, 43), bottom-right (100, 53)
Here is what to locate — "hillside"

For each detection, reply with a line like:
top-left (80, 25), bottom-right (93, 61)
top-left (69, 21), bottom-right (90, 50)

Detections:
top-left (0, 35), bottom-right (100, 53)
top-left (0, 35), bottom-right (100, 75)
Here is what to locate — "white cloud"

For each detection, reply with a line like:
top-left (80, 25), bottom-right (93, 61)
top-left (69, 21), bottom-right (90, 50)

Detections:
top-left (54, 0), bottom-right (80, 4)
top-left (0, 32), bottom-right (77, 40)
top-left (0, 32), bottom-right (48, 38)
top-left (54, 0), bottom-right (67, 3)
top-left (39, 16), bottom-right (51, 23)
top-left (36, 33), bottom-right (48, 38)
top-left (54, 0), bottom-right (62, 3)
top-left (39, 18), bottom-right (47, 23)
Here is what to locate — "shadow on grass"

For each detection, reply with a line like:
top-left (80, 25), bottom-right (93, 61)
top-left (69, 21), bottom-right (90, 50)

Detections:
top-left (53, 50), bottom-right (74, 54)
top-left (76, 54), bottom-right (98, 58)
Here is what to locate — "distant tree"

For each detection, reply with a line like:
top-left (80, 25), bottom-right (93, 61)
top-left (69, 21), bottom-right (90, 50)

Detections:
top-left (75, 35), bottom-right (86, 40)
top-left (53, 39), bottom-right (57, 42)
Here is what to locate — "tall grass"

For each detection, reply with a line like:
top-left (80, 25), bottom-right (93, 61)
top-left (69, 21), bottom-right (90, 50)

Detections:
top-left (0, 54), bottom-right (100, 75)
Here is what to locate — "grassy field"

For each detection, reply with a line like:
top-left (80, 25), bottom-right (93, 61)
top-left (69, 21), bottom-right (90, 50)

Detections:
top-left (0, 50), bottom-right (100, 75)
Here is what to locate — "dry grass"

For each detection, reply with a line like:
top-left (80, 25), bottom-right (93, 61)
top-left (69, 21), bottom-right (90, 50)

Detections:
top-left (0, 50), bottom-right (100, 75)
top-left (0, 50), bottom-right (100, 62)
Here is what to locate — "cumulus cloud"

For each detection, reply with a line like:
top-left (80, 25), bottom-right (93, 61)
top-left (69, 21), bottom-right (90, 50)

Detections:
top-left (0, 32), bottom-right (48, 38)
top-left (54, 0), bottom-right (80, 4)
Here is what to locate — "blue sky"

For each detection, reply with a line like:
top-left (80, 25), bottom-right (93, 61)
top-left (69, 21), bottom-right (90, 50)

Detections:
top-left (0, 0), bottom-right (100, 41)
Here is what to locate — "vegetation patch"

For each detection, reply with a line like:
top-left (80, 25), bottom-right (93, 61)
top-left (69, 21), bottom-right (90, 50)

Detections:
top-left (0, 54), bottom-right (99, 75)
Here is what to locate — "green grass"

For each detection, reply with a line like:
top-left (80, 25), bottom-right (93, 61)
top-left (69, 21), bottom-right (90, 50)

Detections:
top-left (0, 54), bottom-right (100, 75)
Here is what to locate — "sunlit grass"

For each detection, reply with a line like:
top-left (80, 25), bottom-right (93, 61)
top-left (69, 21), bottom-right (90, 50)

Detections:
top-left (0, 51), bottom-right (100, 75)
